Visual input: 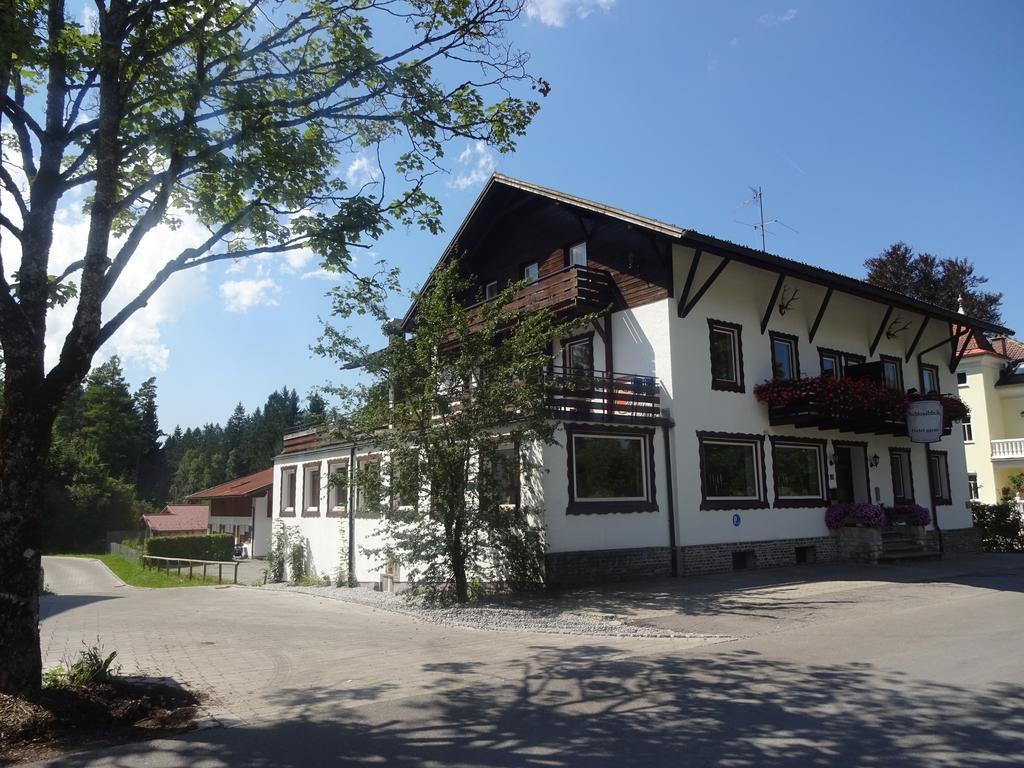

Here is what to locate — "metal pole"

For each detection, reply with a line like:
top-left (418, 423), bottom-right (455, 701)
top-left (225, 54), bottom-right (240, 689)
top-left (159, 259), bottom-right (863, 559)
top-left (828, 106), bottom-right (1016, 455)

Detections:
top-left (218, 563), bottom-right (223, 584)
top-left (234, 562), bottom-right (238, 585)
top-left (925, 442), bottom-right (944, 553)
top-left (662, 420), bottom-right (678, 577)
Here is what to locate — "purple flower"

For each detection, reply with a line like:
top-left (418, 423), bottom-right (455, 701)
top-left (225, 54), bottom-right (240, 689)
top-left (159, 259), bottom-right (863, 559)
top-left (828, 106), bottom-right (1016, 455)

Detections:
top-left (826, 502), bottom-right (886, 529)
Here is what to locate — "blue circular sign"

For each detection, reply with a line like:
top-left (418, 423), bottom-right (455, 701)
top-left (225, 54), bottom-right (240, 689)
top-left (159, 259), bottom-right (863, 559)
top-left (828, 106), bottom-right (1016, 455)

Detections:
top-left (732, 513), bottom-right (741, 527)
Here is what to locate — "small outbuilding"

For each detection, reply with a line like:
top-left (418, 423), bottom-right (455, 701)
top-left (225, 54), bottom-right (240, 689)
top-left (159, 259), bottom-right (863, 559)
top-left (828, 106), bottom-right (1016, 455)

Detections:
top-left (142, 504), bottom-right (209, 538)
top-left (188, 468), bottom-right (273, 558)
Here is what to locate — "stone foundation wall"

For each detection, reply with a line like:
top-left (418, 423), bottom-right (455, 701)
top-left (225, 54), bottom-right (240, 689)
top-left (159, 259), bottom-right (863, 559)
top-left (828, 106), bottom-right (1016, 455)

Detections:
top-left (929, 526), bottom-right (983, 554)
top-left (836, 527), bottom-right (883, 563)
top-left (677, 536), bottom-right (838, 576)
top-left (545, 547), bottom-right (672, 588)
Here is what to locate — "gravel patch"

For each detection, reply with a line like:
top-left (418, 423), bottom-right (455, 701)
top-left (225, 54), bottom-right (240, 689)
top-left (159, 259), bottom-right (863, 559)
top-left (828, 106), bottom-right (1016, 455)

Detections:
top-left (262, 583), bottom-right (723, 639)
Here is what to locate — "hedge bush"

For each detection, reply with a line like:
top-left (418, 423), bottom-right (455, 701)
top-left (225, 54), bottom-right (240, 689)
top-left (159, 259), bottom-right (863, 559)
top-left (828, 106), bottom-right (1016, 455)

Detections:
top-left (145, 533), bottom-right (234, 561)
top-left (970, 502), bottom-right (1024, 552)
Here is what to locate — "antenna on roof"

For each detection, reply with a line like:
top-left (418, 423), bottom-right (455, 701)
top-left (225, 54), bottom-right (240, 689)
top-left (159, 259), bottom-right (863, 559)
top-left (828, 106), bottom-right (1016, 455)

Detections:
top-left (736, 186), bottom-right (797, 252)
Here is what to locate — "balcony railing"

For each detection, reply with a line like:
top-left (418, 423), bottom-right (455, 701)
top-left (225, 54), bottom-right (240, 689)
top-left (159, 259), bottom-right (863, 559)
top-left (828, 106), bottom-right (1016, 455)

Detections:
top-left (992, 439), bottom-right (1024, 461)
top-left (545, 366), bottom-right (663, 424)
top-left (468, 266), bottom-right (613, 326)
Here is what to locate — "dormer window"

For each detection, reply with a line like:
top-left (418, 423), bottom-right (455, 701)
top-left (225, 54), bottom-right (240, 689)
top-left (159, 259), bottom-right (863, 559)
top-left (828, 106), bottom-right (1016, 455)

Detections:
top-left (523, 262), bottom-right (539, 284)
top-left (569, 241), bottom-right (587, 267)
top-left (484, 280), bottom-right (498, 300)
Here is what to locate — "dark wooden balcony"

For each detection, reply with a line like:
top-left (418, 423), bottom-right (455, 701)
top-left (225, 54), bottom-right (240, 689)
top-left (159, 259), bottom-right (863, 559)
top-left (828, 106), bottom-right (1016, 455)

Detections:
top-left (546, 366), bottom-right (664, 425)
top-left (468, 266), bottom-right (613, 327)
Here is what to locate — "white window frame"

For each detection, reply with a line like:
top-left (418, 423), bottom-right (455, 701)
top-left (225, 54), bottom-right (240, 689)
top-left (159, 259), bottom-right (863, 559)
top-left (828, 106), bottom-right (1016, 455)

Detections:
top-left (303, 464), bottom-right (321, 513)
top-left (968, 473), bottom-right (980, 501)
top-left (929, 452), bottom-right (951, 503)
top-left (772, 442), bottom-right (827, 501)
top-left (770, 334), bottom-right (798, 381)
top-left (484, 280), bottom-right (498, 300)
top-left (280, 467), bottom-right (297, 514)
top-left (523, 261), bottom-right (539, 284)
top-left (327, 461), bottom-right (348, 513)
top-left (569, 241), bottom-right (587, 267)
top-left (890, 450), bottom-right (913, 503)
top-left (563, 336), bottom-right (594, 375)
top-left (485, 444), bottom-right (520, 508)
top-left (709, 322), bottom-right (742, 389)
top-left (962, 414), bottom-right (974, 443)
top-left (355, 457), bottom-right (380, 515)
top-left (702, 439), bottom-right (764, 503)
top-left (571, 433), bottom-right (649, 503)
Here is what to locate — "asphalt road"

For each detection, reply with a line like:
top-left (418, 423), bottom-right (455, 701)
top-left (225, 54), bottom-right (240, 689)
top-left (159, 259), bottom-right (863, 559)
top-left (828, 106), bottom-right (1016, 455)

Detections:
top-left (31, 554), bottom-right (1024, 767)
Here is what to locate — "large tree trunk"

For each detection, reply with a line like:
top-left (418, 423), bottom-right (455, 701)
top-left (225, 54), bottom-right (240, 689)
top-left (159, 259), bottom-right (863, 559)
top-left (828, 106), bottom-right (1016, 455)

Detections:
top-left (0, 376), bottom-right (58, 698)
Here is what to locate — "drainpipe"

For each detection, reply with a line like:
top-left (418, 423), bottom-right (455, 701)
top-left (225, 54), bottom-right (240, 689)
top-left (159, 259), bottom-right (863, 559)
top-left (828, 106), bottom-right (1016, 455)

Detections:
top-left (925, 442), bottom-right (944, 553)
top-left (348, 445), bottom-right (357, 585)
top-left (661, 415), bottom-right (678, 577)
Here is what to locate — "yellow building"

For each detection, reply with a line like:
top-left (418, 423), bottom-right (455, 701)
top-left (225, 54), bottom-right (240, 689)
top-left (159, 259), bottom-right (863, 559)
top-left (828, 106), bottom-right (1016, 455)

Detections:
top-left (959, 335), bottom-right (1024, 504)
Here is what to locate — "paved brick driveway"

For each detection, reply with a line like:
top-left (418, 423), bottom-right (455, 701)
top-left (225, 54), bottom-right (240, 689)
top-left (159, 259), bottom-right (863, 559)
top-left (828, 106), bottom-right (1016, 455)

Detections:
top-left (34, 554), bottom-right (1024, 767)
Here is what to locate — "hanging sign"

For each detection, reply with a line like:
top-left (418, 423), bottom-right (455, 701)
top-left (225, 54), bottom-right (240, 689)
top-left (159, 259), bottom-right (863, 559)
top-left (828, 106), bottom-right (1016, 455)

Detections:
top-left (907, 400), bottom-right (944, 444)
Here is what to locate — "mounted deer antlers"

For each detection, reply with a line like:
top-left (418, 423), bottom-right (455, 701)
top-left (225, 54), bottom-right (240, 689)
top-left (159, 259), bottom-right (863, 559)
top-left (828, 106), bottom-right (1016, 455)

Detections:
top-left (778, 286), bottom-right (800, 315)
top-left (886, 316), bottom-right (913, 339)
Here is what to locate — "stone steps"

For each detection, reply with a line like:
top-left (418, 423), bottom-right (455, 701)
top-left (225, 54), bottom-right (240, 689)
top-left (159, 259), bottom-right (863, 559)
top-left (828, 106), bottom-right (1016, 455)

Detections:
top-left (879, 525), bottom-right (939, 562)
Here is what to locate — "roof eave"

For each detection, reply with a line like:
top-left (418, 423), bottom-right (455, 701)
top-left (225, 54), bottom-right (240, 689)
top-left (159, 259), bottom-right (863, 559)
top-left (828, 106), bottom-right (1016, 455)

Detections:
top-left (677, 232), bottom-right (1013, 337)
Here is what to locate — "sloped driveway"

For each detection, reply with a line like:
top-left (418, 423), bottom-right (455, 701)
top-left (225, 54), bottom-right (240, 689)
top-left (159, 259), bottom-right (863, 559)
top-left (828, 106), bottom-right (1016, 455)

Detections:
top-left (33, 554), bottom-right (1024, 767)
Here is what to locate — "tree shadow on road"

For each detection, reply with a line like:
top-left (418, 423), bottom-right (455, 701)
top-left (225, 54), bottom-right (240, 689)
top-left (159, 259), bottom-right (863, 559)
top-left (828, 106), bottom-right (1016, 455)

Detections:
top-left (48, 644), bottom-right (1024, 767)
top-left (39, 595), bottom-right (121, 620)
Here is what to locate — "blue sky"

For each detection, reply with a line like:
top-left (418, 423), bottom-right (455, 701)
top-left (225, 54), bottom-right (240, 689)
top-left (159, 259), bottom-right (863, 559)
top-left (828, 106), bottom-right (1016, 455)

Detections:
top-left (85, 0), bottom-right (1024, 431)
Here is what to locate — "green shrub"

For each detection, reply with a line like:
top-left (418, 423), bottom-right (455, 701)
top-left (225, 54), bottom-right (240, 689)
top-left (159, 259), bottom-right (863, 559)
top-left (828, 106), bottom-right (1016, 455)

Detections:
top-left (970, 501), bottom-right (1024, 552)
top-left (145, 533), bottom-right (234, 561)
top-left (43, 642), bottom-right (121, 689)
top-left (289, 542), bottom-right (307, 583)
top-left (268, 522), bottom-right (292, 583)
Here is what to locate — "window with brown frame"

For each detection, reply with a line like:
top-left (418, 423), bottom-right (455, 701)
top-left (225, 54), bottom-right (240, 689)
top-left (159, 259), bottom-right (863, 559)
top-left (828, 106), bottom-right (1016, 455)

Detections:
top-left (919, 363), bottom-right (940, 395)
top-left (708, 319), bottom-right (744, 392)
top-left (698, 432), bottom-right (768, 510)
top-left (302, 464), bottom-right (321, 517)
top-left (326, 461), bottom-right (348, 517)
top-left (770, 437), bottom-right (828, 508)
top-left (889, 448), bottom-right (914, 506)
top-left (817, 348), bottom-right (864, 379)
top-left (880, 354), bottom-right (904, 391)
top-left (562, 333), bottom-right (594, 375)
top-left (928, 450), bottom-right (952, 505)
top-left (280, 467), bottom-right (297, 517)
top-left (769, 331), bottom-right (800, 380)
top-left (566, 426), bottom-right (657, 515)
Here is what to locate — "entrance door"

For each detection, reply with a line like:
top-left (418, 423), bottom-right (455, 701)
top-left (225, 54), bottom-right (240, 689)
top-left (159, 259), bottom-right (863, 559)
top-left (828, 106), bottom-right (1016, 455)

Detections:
top-left (834, 446), bottom-right (856, 503)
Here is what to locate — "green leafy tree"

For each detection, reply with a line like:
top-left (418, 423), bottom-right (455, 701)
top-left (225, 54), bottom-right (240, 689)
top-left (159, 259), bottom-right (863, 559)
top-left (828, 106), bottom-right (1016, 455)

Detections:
top-left (132, 377), bottom-right (164, 503)
top-left (864, 242), bottom-right (1003, 324)
top-left (325, 261), bottom-right (576, 603)
top-left (80, 357), bottom-right (142, 481)
top-left (1, 0), bottom-right (543, 696)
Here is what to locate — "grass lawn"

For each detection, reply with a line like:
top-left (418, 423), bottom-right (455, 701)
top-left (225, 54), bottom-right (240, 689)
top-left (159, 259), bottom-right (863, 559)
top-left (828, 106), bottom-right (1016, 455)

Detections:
top-left (49, 554), bottom-right (228, 588)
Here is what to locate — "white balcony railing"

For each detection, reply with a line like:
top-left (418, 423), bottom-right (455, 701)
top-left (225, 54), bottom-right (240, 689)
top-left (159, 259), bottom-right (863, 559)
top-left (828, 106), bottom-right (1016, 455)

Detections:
top-left (991, 439), bottom-right (1024, 461)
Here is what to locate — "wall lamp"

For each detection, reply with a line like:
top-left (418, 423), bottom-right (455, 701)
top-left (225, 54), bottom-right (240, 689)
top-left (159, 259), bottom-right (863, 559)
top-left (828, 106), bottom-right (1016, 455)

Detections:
top-left (870, 453), bottom-right (881, 468)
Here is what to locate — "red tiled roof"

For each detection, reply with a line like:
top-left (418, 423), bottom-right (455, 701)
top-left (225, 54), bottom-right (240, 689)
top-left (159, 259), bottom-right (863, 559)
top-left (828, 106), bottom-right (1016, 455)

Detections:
top-left (143, 505), bottom-right (209, 533)
top-left (187, 468), bottom-right (273, 500)
top-left (962, 334), bottom-right (1024, 361)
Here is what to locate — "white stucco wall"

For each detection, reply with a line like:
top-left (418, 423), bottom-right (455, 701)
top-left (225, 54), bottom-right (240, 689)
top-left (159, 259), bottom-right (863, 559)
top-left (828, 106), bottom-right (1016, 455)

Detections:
top-left (251, 494), bottom-right (271, 558)
top-left (272, 448), bottom-right (389, 584)
top-left (663, 243), bottom-right (974, 547)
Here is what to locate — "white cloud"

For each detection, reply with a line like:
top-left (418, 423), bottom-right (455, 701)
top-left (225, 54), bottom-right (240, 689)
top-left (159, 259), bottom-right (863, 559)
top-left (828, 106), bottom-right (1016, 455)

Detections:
top-left (525, 0), bottom-right (614, 27)
top-left (758, 8), bottom-right (798, 26)
top-left (220, 278), bottom-right (281, 313)
top-left (345, 155), bottom-right (380, 188)
top-left (450, 141), bottom-right (497, 190)
top-left (302, 267), bottom-right (344, 281)
top-left (0, 178), bottom-right (210, 373)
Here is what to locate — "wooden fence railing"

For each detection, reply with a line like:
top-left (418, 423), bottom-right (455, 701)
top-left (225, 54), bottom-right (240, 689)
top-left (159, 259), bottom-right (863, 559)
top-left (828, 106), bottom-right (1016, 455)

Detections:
top-left (142, 555), bottom-right (239, 584)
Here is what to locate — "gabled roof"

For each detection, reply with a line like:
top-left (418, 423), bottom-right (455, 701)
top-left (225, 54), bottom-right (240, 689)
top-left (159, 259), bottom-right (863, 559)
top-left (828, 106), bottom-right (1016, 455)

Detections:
top-left (400, 174), bottom-right (1012, 337)
top-left (143, 505), bottom-right (209, 533)
top-left (188, 468), bottom-right (274, 500)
